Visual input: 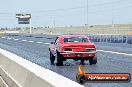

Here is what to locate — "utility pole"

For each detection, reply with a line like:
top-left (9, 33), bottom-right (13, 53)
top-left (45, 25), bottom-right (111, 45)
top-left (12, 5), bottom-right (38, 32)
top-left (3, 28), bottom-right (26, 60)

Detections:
top-left (53, 16), bottom-right (55, 29)
top-left (30, 18), bottom-right (32, 34)
top-left (112, 8), bottom-right (114, 34)
top-left (87, 0), bottom-right (89, 30)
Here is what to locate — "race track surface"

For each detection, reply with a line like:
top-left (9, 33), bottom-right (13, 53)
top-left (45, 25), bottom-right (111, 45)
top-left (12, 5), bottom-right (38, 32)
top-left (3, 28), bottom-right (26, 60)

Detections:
top-left (0, 34), bottom-right (132, 87)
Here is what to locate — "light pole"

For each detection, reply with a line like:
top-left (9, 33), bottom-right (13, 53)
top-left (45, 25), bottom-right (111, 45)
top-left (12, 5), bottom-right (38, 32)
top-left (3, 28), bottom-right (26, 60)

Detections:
top-left (112, 8), bottom-right (114, 34)
top-left (53, 16), bottom-right (55, 28)
top-left (85, 0), bottom-right (89, 34)
top-left (87, 0), bottom-right (89, 30)
top-left (29, 18), bottom-right (32, 34)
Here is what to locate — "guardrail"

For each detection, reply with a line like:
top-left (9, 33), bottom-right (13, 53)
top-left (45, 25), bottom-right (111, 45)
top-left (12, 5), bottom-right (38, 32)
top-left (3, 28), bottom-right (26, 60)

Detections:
top-left (0, 48), bottom-right (84, 87)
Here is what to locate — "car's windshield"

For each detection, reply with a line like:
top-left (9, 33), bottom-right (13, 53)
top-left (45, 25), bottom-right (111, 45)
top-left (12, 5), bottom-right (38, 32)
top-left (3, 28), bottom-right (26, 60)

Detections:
top-left (63, 37), bottom-right (89, 42)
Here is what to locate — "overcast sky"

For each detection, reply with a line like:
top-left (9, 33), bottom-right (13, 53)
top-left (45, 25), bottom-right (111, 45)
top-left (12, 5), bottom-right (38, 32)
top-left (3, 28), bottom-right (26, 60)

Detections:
top-left (0, 0), bottom-right (132, 28)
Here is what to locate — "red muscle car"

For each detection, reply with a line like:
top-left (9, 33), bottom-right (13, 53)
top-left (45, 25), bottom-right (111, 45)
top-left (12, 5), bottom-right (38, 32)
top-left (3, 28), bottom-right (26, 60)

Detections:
top-left (49, 35), bottom-right (97, 66)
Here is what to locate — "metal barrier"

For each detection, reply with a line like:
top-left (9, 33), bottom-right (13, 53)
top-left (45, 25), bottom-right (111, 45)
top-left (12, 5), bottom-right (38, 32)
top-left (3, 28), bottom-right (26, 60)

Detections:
top-left (88, 35), bottom-right (132, 44)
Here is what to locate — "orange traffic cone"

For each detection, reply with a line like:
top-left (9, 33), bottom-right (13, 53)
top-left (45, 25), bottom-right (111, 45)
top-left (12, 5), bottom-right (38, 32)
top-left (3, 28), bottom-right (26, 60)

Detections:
top-left (50, 31), bottom-right (52, 35)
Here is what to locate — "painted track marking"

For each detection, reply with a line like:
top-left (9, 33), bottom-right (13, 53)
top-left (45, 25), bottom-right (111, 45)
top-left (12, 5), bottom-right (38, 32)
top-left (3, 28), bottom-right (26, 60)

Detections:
top-left (7, 38), bottom-right (12, 40)
top-left (14, 39), bottom-right (19, 41)
top-left (97, 50), bottom-right (132, 56)
top-left (22, 40), bottom-right (27, 42)
top-left (36, 42), bottom-right (43, 44)
top-left (44, 43), bottom-right (50, 45)
top-left (28, 41), bottom-right (34, 43)
top-left (1, 37), bottom-right (5, 38)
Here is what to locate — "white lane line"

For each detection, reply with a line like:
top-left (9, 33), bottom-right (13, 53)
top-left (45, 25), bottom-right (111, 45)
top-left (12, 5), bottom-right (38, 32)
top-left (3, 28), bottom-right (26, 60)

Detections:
top-left (44, 43), bottom-right (50, 45)
top-left (97, 50), bottom-right (132, 56)
top-left (7, 38), bottom-right (12, 40)
top-left (22, 40), bottom-right (27, 42)
top-left (36, 42), bottom-right (43, 44)
top-left (14, 39), bottom-right (19, 41)
top-left (28, 41), bottom-right (34, 43)
top-left (1, 37), bottom-right (5, 38)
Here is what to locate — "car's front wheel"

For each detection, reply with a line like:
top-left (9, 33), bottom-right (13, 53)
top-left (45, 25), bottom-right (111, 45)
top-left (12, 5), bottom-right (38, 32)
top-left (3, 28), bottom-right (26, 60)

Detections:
top-left (50, 52), bottom-right (55, 64)
top-left (89, 56), bottom-right (97, 65)
top-left (56, 51), bottom-right (63, 66)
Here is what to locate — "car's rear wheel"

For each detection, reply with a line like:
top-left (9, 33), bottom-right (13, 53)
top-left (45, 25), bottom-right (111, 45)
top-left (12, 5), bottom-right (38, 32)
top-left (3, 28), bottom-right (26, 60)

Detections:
top-left (56, 51), bottom-right (63, 66)
top-left (89, 56), bottom-right (97, 65)
top-left (50, 52), bottom-right (55, 64)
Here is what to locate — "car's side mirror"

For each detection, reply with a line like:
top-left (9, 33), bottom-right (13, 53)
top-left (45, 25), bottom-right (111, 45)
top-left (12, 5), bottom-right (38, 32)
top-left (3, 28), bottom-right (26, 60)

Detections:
top-left (50, 42), bottom-right (54, 44)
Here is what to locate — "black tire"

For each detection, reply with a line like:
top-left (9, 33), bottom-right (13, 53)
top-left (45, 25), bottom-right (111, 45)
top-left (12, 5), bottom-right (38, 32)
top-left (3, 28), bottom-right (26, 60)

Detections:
top-left (50, 52), bottom-right (55, 64)
top-left (89, 56), bottom-right (97, 65)
top-left (56, 51), bottom-right (63, 66)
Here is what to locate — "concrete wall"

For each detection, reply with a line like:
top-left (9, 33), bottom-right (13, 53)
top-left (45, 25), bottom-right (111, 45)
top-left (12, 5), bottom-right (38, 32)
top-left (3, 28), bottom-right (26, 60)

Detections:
top-left (0, 48), bottom-right (84, 87)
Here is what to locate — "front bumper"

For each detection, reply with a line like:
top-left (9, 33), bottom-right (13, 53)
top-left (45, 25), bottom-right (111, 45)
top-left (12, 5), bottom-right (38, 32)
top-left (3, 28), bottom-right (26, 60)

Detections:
top-left (60, 51), bottom-right (96, 58)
